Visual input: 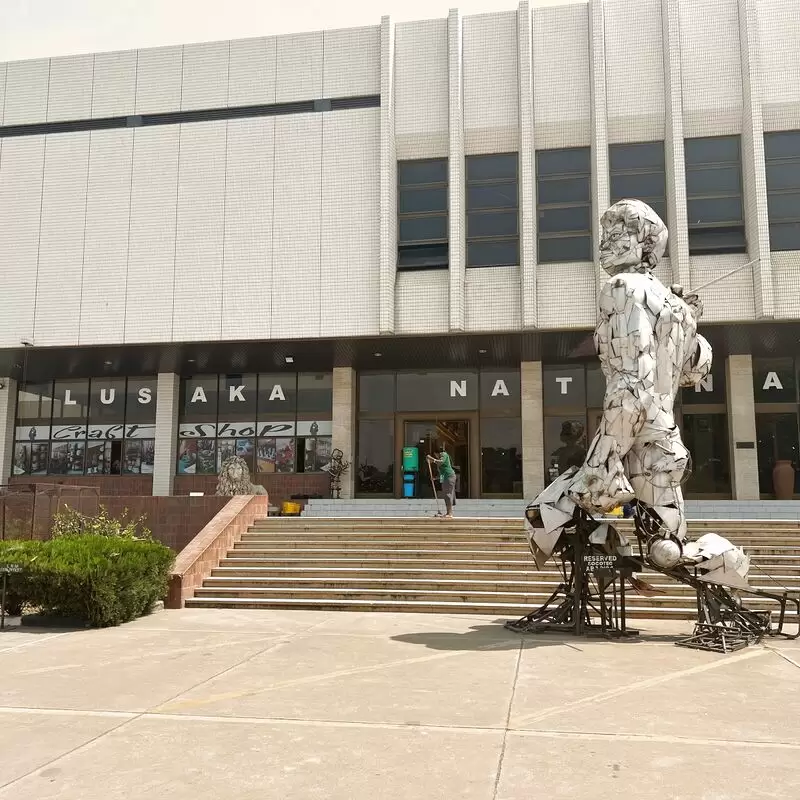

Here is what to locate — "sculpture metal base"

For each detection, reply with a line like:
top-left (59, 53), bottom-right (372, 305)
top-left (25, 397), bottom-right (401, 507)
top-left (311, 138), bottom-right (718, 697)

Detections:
top-left (508, 510), bottom-right (800, 653)
top-left (675, 621), bottom-right (766, 654)
top-left (505, 511), bottom-right (640, 640)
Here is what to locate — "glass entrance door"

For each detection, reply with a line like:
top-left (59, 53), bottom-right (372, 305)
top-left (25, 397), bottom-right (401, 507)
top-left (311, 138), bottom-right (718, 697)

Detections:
top-left (403, 419), bottom-right (470, 498)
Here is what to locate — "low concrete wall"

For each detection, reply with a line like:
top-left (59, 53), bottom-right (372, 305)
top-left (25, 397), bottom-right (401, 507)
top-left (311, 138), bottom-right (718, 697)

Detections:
top-left (166, 494), bottom-right (270, 609)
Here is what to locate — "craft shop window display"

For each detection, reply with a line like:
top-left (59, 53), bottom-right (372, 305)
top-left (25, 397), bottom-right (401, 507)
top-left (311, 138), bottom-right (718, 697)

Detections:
top-left (175, 373), bottom-right (333, 476)
top-left (11, 378), bottom-right (158, 477)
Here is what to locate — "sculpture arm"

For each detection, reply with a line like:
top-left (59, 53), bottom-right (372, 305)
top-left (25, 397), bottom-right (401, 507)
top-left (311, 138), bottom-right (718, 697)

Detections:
top-left (679, 333), bottom-right (712, 388)
top-left (592, 279), bottom-right (652, 457)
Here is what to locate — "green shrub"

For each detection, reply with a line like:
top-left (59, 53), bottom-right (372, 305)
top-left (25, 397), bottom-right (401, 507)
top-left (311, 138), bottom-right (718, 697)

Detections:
top-left (0, 535), bottom-right (174, 627)
top-left (52, 505), bottom-right (153, 541)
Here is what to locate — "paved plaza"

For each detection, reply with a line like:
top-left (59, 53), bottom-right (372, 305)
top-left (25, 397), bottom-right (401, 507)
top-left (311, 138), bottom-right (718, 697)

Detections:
top-left (1, 608), bottom-right (799, 799)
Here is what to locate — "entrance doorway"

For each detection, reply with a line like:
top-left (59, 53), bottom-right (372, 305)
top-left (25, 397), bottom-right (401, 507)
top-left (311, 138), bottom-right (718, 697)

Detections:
top-left (401, 419), bottom-right (470, 499)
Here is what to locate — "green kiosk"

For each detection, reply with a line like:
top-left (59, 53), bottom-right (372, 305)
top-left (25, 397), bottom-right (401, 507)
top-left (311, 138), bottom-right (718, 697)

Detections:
top-left (401, 446), bottom-right (419, 498)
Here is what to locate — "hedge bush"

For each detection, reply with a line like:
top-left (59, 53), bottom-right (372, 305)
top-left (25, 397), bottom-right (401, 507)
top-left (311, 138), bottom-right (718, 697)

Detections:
top-left (0, 535), bottom-right (174, 627)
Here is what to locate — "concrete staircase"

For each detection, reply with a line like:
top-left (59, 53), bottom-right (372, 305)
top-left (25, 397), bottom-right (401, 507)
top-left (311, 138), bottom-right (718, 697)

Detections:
top-left (302, 498), bottom-right (800, 520)
top-left (184, 517), bottom-right (800, 622)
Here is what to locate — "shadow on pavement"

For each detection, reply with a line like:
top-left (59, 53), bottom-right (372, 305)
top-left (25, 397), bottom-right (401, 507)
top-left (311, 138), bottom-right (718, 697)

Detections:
top-left (391, 623), bottom-right (567, 651)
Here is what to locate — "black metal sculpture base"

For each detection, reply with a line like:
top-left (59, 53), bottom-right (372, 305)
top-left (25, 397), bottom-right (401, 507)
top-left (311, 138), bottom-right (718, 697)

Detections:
top-left (507, 506), bottom-right (800, 653)
top-left (505, 509), bottom-right (641, 640)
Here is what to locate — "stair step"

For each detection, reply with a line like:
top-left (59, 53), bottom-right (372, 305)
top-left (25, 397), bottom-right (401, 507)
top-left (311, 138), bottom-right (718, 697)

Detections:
top-left (202, 576), bottom-right (800, 594)
top-left (192, 584), bottom-right (797, 603)
top-left (210, 566), bottom-right (800, 583)
top-left (183, 596), bottom-right (799, 620)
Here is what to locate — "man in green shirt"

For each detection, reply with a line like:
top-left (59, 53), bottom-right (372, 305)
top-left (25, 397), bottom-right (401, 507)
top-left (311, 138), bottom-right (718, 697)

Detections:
top-left (427, 446), bottom-right (456, 518)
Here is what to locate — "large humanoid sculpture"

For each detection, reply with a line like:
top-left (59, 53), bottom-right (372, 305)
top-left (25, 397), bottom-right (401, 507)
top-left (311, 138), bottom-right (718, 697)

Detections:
top-left (527, 200), bottom-right (748, 588)
top-left (510, 200), bottom-right (799, 650)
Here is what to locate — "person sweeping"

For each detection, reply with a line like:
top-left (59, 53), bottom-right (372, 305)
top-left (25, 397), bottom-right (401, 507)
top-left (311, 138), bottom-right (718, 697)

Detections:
top-left (426, 445), bottom-right (456, 519)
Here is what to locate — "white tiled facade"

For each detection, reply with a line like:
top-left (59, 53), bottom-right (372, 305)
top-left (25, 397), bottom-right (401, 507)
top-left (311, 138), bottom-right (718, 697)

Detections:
top-left (1, 0), bottom-right (798, 348)
top-left (1, 0), bottom-right (800, 502)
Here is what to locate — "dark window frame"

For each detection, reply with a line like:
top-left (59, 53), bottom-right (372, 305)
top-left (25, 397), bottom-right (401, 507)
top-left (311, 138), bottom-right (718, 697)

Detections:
top-left (397, 158), bottom-right (449, 271)
top-left (536, 147), bottom-right (592, 264)
top-left (684, 135), bottom-right (746, 255)
top-left (466, 153), bottom-right (520, 268)
top-left (764, 130), bottom-right (800, 252)
top-left (609, 141), bottom-right (667, 221)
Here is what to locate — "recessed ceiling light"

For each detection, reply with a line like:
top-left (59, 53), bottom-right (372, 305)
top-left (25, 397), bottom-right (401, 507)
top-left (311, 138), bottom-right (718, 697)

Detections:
top-left (285, 356), bottom-right (294, 364)
top-left (478, 349), bottom-right (487, 354)
top-left (104, 360), bottom-right (113, 366)
top-left (187, 358), bottom-right (195, 363)
top-left (373, 352), bottom-right (382, 357)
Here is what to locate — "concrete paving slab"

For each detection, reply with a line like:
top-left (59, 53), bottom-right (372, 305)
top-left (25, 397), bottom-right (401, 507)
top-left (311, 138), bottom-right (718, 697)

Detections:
top-left (159, 629), bottom-right (521, 727)
top-left (0, 710), bottom-right (129, 788)
top-left (522, 646), bottom-right (800, 744)
top-left (126, 607), bottom-right (336, 635)
top-left (496, 730), bottom-right (800, 800)
top-left (510, 633), bottom-right (723, 728)
top-left (0, 628), bottom-right (285, 711)
top-left (0, 716), bottom-right (503, 800)
top-left (1, 609), bottom-right (798, 799)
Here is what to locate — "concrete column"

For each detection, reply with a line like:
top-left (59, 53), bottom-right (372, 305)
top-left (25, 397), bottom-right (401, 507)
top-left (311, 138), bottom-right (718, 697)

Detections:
top-left (379, 15), bottom-right (397, 335)
top-left (725, 355), bottom-right (760, 500)
top-left (152, 373), bottom-right (180, 497)
top-left (589, 0), bottom-right (610, 297)
top-left (332, 367), bottom-right (357, 499)
top-left (521, 361), bottom-right (545, 499)
top-left (0, 378), bottom-right (17, 484)
top-left (738, 0), bottom-right (774, 319)
top-left (447, 8), bottom-right (466, 332)
top-left (662, 0), bottom-right (691, 289)
top-left (518, 0), bottom-right (537, 329)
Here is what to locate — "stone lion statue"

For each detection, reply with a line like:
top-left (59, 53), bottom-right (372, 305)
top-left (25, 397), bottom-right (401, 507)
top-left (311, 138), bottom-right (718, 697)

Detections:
top-left (215, 455), bottom-right (267, 496)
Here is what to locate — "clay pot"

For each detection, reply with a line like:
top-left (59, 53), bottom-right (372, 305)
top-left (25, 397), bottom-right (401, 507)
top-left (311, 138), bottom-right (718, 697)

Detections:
top-left (772, 459), bottom-right (795, 500)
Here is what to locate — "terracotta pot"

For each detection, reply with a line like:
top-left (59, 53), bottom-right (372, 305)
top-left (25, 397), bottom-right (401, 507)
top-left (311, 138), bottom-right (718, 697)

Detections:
top-left (772, 459), bottom-right (795, 500)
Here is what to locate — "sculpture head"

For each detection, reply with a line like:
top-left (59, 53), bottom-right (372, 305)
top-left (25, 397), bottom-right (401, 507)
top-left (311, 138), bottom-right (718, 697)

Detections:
top-left (216, 454), bottom-right (252, 495)
top-left (599, 199), bottom-right (668, 275)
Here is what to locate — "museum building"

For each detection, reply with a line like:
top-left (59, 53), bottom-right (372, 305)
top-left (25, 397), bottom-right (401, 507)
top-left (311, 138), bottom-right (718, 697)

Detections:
top-left (1, 0), bottom-right (800, 506)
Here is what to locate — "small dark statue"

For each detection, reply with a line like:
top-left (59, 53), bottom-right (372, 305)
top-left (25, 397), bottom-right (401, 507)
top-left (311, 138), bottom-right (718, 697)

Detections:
top-left (322, 448), bottom-right (350, 499)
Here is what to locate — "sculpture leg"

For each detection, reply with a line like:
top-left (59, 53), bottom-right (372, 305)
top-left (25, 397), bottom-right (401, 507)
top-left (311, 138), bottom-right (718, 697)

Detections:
top-left (627, 426), bottom-right (689, 541)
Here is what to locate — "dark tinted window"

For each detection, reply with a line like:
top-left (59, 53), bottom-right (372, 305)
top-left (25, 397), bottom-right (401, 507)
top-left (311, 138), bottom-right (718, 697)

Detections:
top-left (398, 160), bottom-right (448, 184)
top-left (609, 142), bottom-right (667, 254)
top-left (466, 153), bottom-right (519, 268)
top-left (764, 130), bottom-right (800, 251)
top-left (683, 135), bottom-right (745, 254)
top-left (358, 373), bottom-right (395, 414)
top-left (466, 153), bottom-right (518, 181)
top-left (398, 158), bottom-right (448, 270)
top-left (537, 147), bottom-right (591, 263)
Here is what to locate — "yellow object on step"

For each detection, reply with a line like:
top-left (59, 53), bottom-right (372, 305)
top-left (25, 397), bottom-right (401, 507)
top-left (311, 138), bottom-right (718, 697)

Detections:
top-left (281, 501), bottom-right (302, 516)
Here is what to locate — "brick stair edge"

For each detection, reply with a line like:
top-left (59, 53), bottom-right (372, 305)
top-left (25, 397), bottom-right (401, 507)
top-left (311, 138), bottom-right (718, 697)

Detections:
top-left (166, 495), bottom-right (270, 609)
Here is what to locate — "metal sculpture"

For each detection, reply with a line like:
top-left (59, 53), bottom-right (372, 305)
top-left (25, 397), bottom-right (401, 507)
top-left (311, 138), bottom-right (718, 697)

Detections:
top-left (508, 200), bottom-right (799, 652)
top-left (322, 448), bottom-right (350, 499)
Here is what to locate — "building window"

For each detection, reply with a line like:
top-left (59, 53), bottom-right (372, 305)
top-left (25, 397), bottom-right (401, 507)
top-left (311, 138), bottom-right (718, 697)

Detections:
top-left (397, 159), bottom-right (448, 270)
top-left (466, 153), bottom-right (519, 267)
top-left (536, 147), bottom-right (592, 263)
top-left (764, 130), bottom-right (800, 251)
top-left (609, 141), bottom-right (667, 223)
top-left (684, 135), bottom-right (746, 255)
top-left (176, 373), bottom-right (332, 476)
top-left (12, 378), bottom-right (157, 477)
